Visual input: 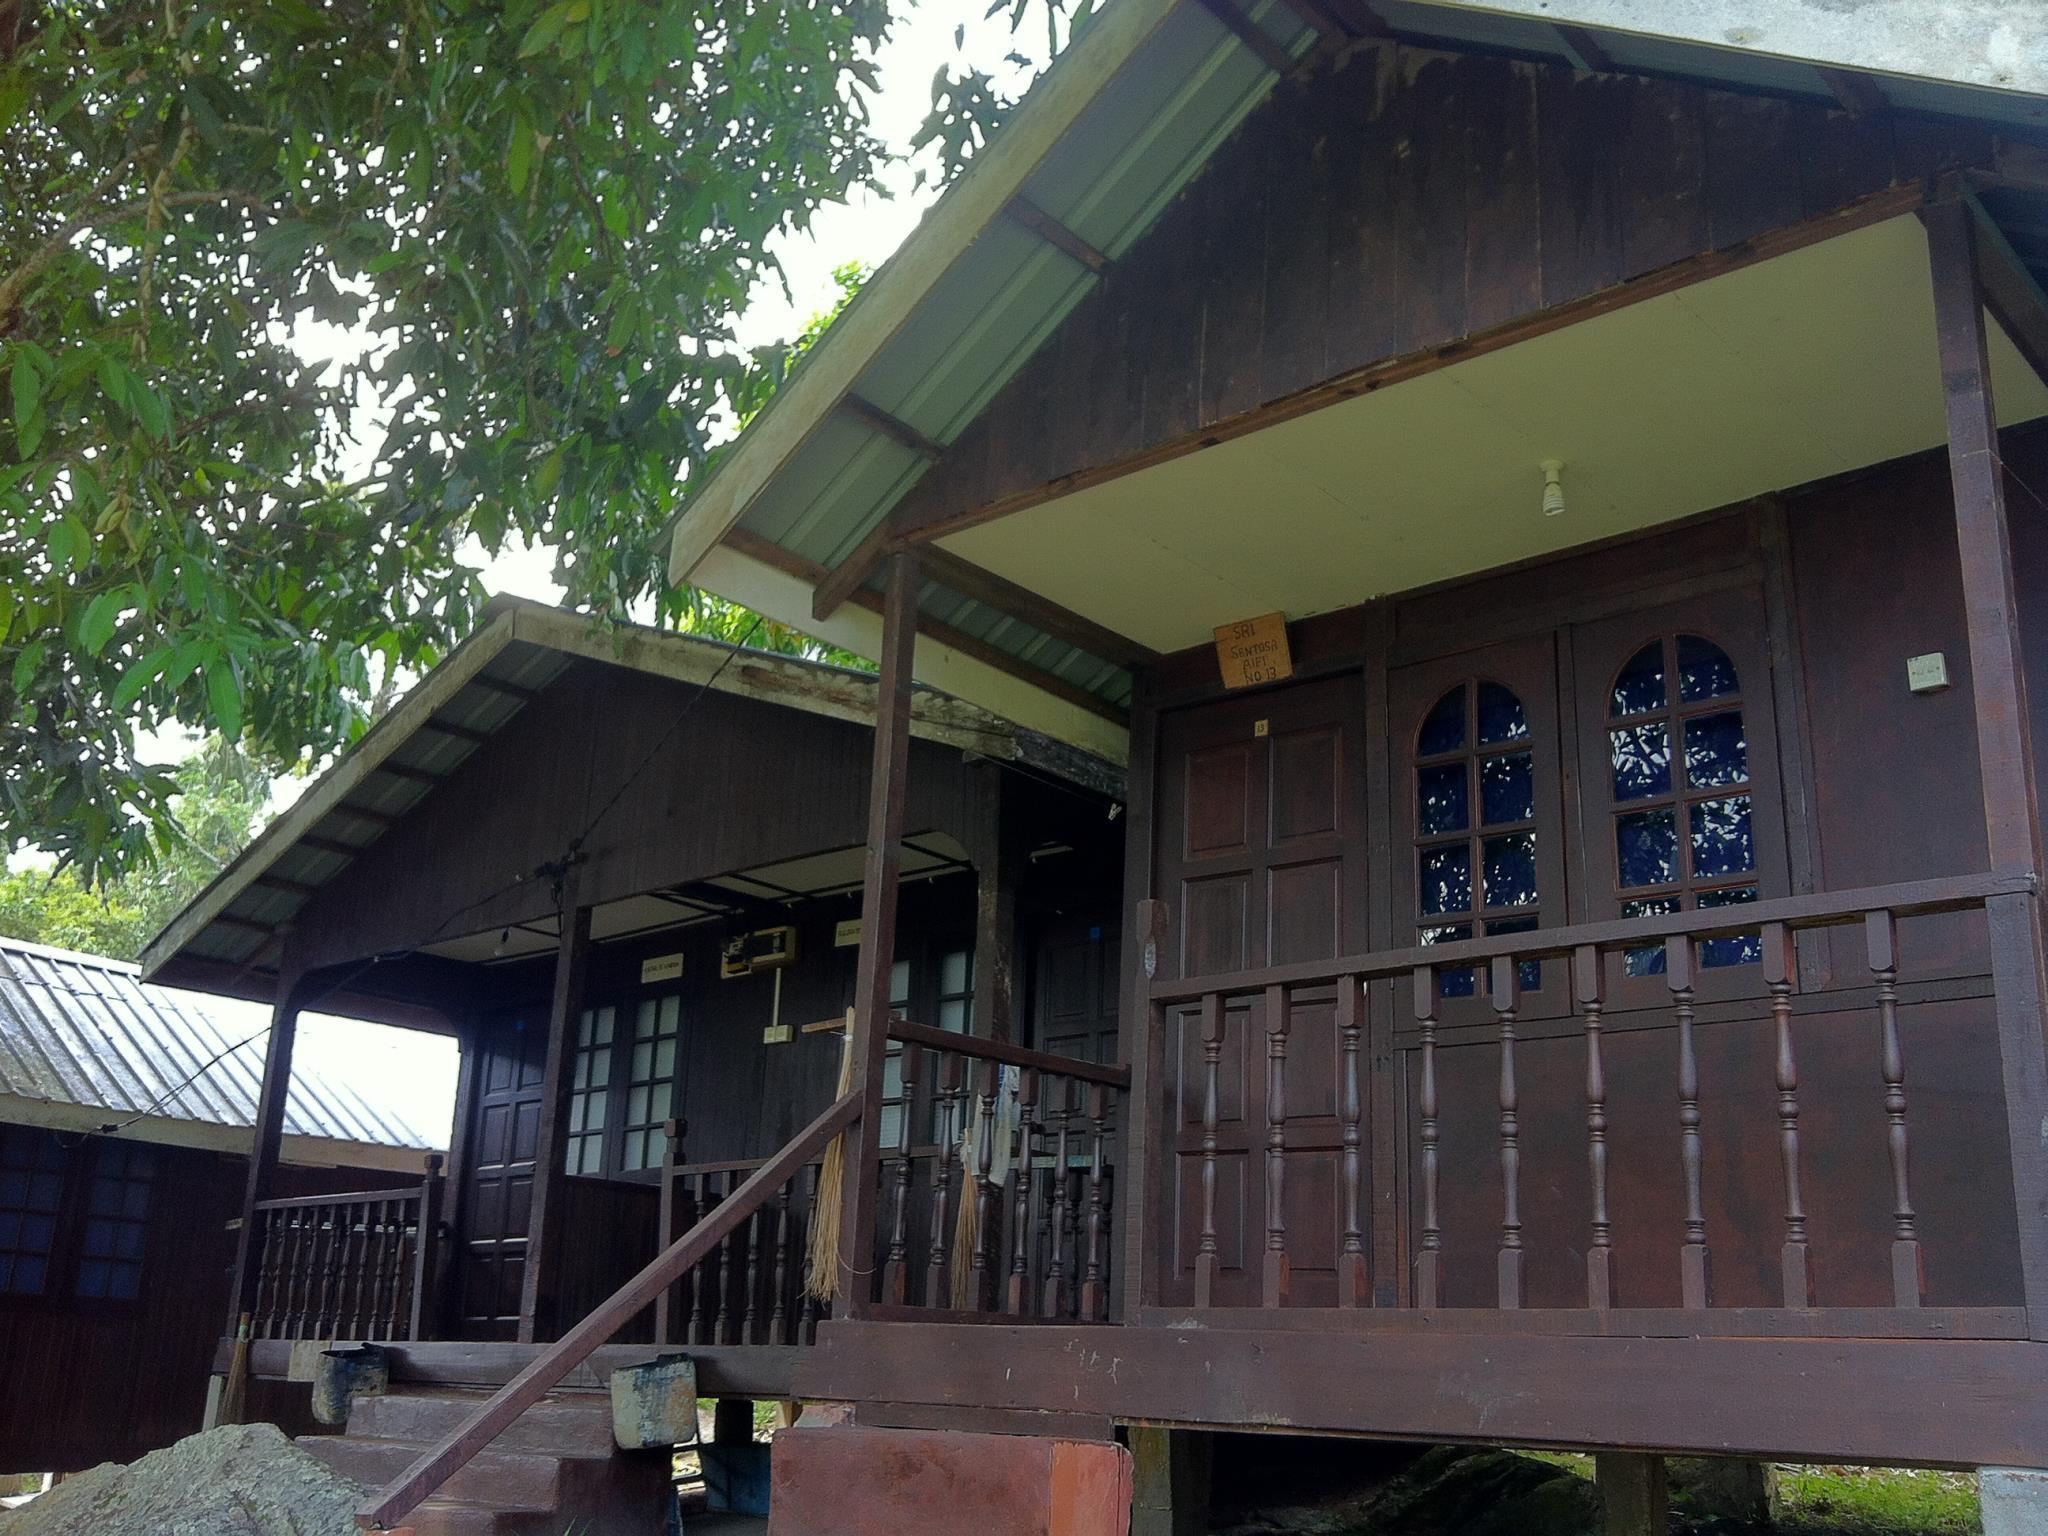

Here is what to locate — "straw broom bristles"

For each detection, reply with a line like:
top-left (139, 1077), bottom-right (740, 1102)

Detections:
top-left (948, 1100), bottom-right (982, 1310)
top-left (804, 1013), bottom-right (856, 1302)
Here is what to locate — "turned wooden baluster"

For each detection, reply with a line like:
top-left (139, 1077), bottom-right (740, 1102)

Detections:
top-left (1081, 1083), bottom-right (1111, 1321)
top-left (1867, 910), bottom-right (1924, 1307)
top-left (1262, 983), bottom-right (1292, 1308)
top-left (655, 1121), bottom-right (680, 1344)
top-left (1043, 1081), bottom-right (1074, 1319)
top-left (1008, 1069), bottom-right (1040, 1315)
top-left (1765, 923), bottom-right (1813, 1306)
top-left (1413, 966), bottom-right (1443, 1308)
top-left (1669, 935), bottom-right (1712, 1308)
top-left (382, 1200), bottom-right (410, 1338)
top-left (925, 1053), bottom-right (964, 1306)
top-left (769, 1181), bottom-right (795, 1343)
top-left (1575, 945), bottom-right (1614, 1308)
top-left (354, 1201), bottom-right (380, 1337)
top-left (1337, 976), bottom-right (1368, 1308)
top-left (282, 1211), bottom-right (308, 1336)
top-left (1194, 992), bottom-right (1225, 1308)
top-left (688, 1172), bottom-right (715, 1343)
top-left (1491, 956), bottom-right (1524, 1309)
top-left (968, 1060), bottom-right (1000, 1310)
top-left (311, 1209), bottom-right (340, 1336)
top-left (742, 1194), bottom-right (766, 1342)
top-left (882, 1046), bottom-right (921, 1305)
top-left (712, 1171), bottom-right (737, 1342)
top-left (250, 1213), bottom-right (275, 1336)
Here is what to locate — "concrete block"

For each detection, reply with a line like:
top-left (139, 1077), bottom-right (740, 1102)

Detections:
top-left (1671, 1457), bottom-right (1778, 1523)
top-left (1130, 1427), bottom-right (1211, 1536)
top-left (1983, 1468), bottom-right (2048, 1536)
top-left (770, 1424), bottom-right (1134, 1536)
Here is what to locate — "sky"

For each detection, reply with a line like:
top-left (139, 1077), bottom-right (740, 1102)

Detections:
top-left (219, 0), bottom-right (1056, 1149)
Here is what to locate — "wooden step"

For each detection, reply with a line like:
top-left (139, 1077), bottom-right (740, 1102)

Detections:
top-left (347, 1389), bottom-right (621, 1457)
top-left (298, 1435), bottom-right (570, 1510)
top-left (386, 1497), bottom-right (556, 1536)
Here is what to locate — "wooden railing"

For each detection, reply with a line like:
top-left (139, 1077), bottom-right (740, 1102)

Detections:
top-left (357, 1089), bottom-right (860, 1532)
top-left (248, 1156), bottom-right (443, 1342)
top-left (1147, 872), bottom-right (2033, 1321)
top-left (870, 1022), bottom-right (1129, 1321)
top-left (654, 1138), bottom-right (828, 1347)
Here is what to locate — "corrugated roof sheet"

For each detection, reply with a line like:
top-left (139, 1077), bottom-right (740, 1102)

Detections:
top-left (0, 935), bottom-right (437, 1150)
top-left (669, 0), bottom-right (2048, 739)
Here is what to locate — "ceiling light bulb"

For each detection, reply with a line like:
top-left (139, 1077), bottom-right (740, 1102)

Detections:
top-left (1540, 459), bottom-right (1566, 518)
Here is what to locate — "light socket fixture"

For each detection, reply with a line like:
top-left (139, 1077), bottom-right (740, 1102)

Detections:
top-left (1540, 459), bottom-right (1566, 517)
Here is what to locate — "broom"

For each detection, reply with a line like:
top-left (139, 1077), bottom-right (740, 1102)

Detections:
top-left (947, 1094), bottom-right (984, 1310)
top-left (804, 1013), bottom-right (856, 1302)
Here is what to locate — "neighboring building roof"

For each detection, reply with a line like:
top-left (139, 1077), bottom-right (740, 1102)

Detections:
top-left (0, 934), bottom-right (439, 1168)
top-left (661, 0), bottom-right (2048, 757)
top-left (138, 596), bottom-right (1123, 988)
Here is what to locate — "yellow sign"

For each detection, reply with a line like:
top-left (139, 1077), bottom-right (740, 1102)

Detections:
top-left (1214, 612), bottom-right (1293, 690)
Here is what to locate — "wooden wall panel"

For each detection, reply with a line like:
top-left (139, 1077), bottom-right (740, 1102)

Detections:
top-left (892, 47), bottom-right (1995, 539)
top-left (288, 664), bottom-right (982, 973)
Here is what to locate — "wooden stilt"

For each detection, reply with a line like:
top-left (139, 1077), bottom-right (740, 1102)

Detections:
top-left (520, 898), bottom-right (593, 1343)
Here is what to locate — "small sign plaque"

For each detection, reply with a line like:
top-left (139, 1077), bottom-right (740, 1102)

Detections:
top-left (639, 952), bottom-right (685, 985)
top-left (1214, 612), bottom-right (1293, 690)
top-left (833, 918), bottom-right (863, 948)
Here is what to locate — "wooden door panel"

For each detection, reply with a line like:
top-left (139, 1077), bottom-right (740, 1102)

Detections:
top-left (456, 1011), bottom-right (546, 1339)
top-left (1155, 676), bottom-right (1369, 1306)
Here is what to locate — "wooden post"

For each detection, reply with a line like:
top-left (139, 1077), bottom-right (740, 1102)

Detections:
top-left (1576, 945), bottom-right (1615, 1308)
top-left (1130, 1426), bottom-right (1213, 1536)
top-left (1336, 976), bottom-right (1368, 1308)
top-left (838, 550), bottom-right (920, 1313)
top-left (226, 972), bottom-right (305, 1335)
top-left (1596, 1453), bottom-right (1671, 1536)
top-left (969, 763), bottom-right (1025, 1042)
top-left (409, 1153), bottom-right (445, 1341)
top-left (655, 1120), bottom-right (682, 1343)
top-left (519, 899), bottom-right (593, 1343)
top-left (1926, 198), bottom-right (2048, 1332)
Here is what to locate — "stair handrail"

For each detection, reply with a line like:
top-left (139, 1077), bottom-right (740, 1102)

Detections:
top-left (356, 1086), bottom-right (863, 1531)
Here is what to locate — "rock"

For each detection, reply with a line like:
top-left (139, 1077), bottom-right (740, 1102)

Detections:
top-left (0, 1423), bottom-right (367, 1536)
top-left (1670, 1458), bottom-right (1780, 1525)
top-left (1212, 1445), bottom-right (1598, 1536)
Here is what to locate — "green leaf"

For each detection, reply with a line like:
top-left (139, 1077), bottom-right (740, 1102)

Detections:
top-left (112, 645), bottom-right (174, 712)
top-left (207, 665), bottom-right (243, 740)
top-left (80, 588), bottom-right (125, 656)
top-left (518, 1), bottom-right (577, 56)
top-left (508, 115), bottom-right (537, 195)
top-left (534, 445), bottom-right (565, 496)
top-left (11, 352), bottom-right (41, 433)
top-left (47, 516), bottom-right (84, 574)
top-left (10, 638), bottom-right (44, 695)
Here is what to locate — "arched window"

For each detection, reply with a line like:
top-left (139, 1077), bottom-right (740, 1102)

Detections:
top-left (1415, 680), bottom-right (1541, 997)
top-left (1608, 634), bottom-right (1758, 973)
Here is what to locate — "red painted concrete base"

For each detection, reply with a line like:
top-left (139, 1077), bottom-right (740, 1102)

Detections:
top-left (769, 1425), bottom-right (1133, 1536)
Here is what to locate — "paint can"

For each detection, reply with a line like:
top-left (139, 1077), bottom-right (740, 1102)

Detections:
top-left (311, 1344), bottom-right (390, 1426)
top-left (611, 1352), bottom-right (699, 1450)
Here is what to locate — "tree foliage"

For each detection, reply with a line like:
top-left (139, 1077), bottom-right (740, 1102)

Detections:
top-left (0, 734), bottom-right (269, 959)
top-left (1, 0), bottom-right (890, 878)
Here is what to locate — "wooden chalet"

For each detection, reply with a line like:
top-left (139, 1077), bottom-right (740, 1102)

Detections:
top-left (151, 1), bottom-right (2048, 1530)
top-left (139, 597), bottom-right (1124, 1529)
top-left (0, 936), bottom-right (439, 1471)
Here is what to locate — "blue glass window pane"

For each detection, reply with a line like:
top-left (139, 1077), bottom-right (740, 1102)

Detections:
top-left (1621, 896), bottom-right (1682, 976)
top-left (1678, 635), bottom-right (1739, 702)
top-left (0, 1259), bottom-right (10, 1291)
top-left (1610, 724), bottom-right (1671, 802)
top-left (28, 1173), bottom-right (60, 1210)
top-left (0, 1213), bottom-right (15, 1246)
top-left (1482, 833), bottom-right (1538, 911)
top-left (1612, 643), bottom-right (1667, 718)
top-left (117, 1224), bottom-right (145, 1260)
top-left (1698, 884), bottom-right (1762, 967)
top-left (20, 1214), bottom-right (54, 1252)
top-left (1486, 914), bottom-right (1542, 991)
top-left (1690, 795), bottom-right (1755, 878)
top-left (1684, 711), bottom-right (1747, 789)
top-left (1476, 682), bottom-right (1529, 745)
top-left (1616, 808), bottom-right (1677, 889)
top-left (12, 1256), bottom-right (43, 1293)
top-left (1480, 751), bottom-right (1534, 825)
top-left (108, 1264), bottom-right (140, 1301)
top-left (1421, 924), bottom-right (1474, 998)
top-left (83, 1219), bottom-right (114, 1257)
top-left (1417, 763), bottom-right (1468, 835)
top-left (0, 1172), bottom-right (23, 1206)
top-left (77, 1261), bottom-right (107, 1299)
top-left (1419, 845), bottom-right (1472, 917)
top-left (1419, 688), bottom-right (1465, 756)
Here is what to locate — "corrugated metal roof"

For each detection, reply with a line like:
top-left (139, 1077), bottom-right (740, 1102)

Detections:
top-left (0, 935), bottom-right (437, 1150)
top-left (666, 0), bottom-right (2048, 744)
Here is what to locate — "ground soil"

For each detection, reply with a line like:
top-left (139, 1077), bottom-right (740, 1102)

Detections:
top-left (0, 1424), bottom-right (367, 1536)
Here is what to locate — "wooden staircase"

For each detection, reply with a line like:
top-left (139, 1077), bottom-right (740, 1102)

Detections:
top-left (301, 1388), bottom-right (670, 1535)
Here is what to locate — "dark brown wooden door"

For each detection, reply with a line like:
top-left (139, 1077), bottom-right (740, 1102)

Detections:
top-left (455, 1010), bottom-right (547, 1339)
top-left (1566, 584), bottom-right (1790, 1007)
top-left (1031, 912), bottom-right (1121, 1066)
top-left (1155, 675), bottom-right (1368, 1306)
